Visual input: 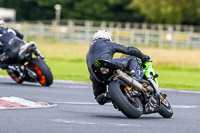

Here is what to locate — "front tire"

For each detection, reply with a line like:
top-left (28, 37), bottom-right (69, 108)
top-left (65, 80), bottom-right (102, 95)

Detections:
top-left (29, 58), bottom-right (53, 86)
top-left (159, 98), bottom-right (173, 118)
top-left (108, 80), bottom-right (143, 118)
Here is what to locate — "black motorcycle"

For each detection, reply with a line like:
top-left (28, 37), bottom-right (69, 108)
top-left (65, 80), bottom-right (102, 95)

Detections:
top-left (3, 42), bottom-right (53, 86)
top-left (91, 59), bottom-right (173, 118)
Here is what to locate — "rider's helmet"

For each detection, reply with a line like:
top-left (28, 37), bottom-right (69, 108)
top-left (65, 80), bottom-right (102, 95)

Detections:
top-left (93, 30), bottom-right (112, 41)
top-left (0, 18), bottom-right (5, 28)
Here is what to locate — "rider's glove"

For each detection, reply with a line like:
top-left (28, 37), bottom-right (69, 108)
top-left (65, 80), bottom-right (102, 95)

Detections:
top-left (39, 55), bottom-right (45, 61)
top-left (141, 55), bottom-right (151, 68)
top-left (142, 55), bottom-right (150, 63)
top-left (34, 49), bottom-right (46, 61)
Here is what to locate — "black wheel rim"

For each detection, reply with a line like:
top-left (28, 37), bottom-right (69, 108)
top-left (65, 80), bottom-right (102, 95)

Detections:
top-left (120, 85), bottom-right (141, 109)
top-left (162, 99), bottom-right (173, 113)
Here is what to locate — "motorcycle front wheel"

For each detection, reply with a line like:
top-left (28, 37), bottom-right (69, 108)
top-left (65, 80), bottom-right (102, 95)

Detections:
top-left (159, 98), bottom-right (173, 118)
top-left (108, 80), bottom-right (143, 118)
top-left (28, 58), bottom-right (53, 86)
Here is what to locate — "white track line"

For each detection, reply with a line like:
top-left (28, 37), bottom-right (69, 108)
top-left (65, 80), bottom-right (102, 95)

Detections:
top-left (51, 119), bottom-right (142, 127)
top-left (161, 88), bottom-right (200, 94)
top-left (172, 105), bottom-right (199, 109)
top-left (55, 102), bottom-right (98, 105)
top-left (54, 101), bottom-right (200, 109)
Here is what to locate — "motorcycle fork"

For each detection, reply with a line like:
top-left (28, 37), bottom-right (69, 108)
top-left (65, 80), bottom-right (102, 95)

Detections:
top-left (159, 93), bottom-right (168, 106)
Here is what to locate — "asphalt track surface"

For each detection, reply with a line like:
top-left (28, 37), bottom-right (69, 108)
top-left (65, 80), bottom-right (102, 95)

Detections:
top-left (0, 76), bottom-right (199, 133)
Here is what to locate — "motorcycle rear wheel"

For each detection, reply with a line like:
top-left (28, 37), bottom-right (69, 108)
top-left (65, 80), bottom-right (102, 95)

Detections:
top-left (29, 58), bottom-right (53, 86)
top-left (108, 80), bottom-right (143, 118)
top-left (7, 70), bottom-right (23, 84)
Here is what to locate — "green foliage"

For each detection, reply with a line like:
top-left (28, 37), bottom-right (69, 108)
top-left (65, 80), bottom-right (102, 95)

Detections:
top-left (130, 0), bottom-right (200, 25)
top-left (1, 0), bottom-right (200, 25)
top-left (62, 0), bottom-right (113, 20)
top-left (0, 0), bottom-right (143, 22)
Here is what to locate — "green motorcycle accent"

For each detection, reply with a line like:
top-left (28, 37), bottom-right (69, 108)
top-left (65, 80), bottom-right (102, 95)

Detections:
top-left (144, 62), bottom-right (152, 70)
top-left (125, 70), bottom-right (131, 75)
top-left (93, 61), bottom-right (101, 67)
top-left (144, 62), bottom-right (158, 85)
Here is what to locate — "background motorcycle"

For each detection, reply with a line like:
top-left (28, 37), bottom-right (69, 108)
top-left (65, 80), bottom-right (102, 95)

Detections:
top-left (3, 42), bottom-right (53, 86)
top-left (91, 59), bottom-right (173, 118)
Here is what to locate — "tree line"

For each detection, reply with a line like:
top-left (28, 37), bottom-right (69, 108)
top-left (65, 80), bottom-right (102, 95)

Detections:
top-left (0, 0), bottom-right (200, 25)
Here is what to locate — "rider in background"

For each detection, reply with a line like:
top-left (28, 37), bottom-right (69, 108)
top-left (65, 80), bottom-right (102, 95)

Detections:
top-left (0, 18), bottom-right (44, 69)
top-left (86, 30), bottom-right (150, 105)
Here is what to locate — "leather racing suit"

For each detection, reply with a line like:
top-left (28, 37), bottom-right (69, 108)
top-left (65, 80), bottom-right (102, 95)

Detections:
top-left (86, 38), bottom-right (150, 101)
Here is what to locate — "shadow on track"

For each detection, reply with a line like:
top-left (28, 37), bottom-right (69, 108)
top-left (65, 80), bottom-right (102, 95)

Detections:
top-left (0, 82), bottom-right (47, 88)
top-left (94, 114), bottom-right (166, 120)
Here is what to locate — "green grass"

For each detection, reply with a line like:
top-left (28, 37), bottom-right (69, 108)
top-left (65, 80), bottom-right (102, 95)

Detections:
top-left (47, 59), bottom-right (89, 82)
top-left (0, 41), bottom-right (200, 91)
top-left (155, 65), bottom-right (200, 91)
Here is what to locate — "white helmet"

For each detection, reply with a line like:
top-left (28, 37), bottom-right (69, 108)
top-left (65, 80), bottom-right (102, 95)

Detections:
top-left (0, 18), bottom-right (5, 28)
top-left (93, 30), bottom-right (112, 41)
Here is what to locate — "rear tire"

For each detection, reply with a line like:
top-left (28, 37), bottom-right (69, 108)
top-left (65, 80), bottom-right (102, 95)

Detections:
top-left (29, 58), bottom-right (53, 86)
top-left (7, 70), bottom-right (23, 84)
top-left (108, 80), bottom-right (143, 118)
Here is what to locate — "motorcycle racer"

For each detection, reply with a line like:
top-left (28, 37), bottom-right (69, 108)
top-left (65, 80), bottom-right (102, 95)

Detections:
top-left (86, 30), bottom-right (150, 105)
top-left (0, 18), bottom-right (44, 69)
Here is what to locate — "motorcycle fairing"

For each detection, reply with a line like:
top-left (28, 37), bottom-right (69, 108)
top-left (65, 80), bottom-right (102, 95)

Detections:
top-left (91, 60), bottom-right (122, 84)
top-left (144, 62), bottom-right (158, 85)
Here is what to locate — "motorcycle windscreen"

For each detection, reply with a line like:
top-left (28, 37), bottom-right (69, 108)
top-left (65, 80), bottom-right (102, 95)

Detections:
top-left (91, 60), bottom-right (121, 84)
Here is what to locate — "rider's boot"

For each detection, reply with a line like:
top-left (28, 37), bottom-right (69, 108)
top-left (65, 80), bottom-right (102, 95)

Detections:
top-left (18, 42), bottom-right (36, 61)
top-left (133, 77), bottom-right (150, 85)
top-left (130, 72), bottom-right (150, 85)
top-left (96, 92), bottom-right (111, 105)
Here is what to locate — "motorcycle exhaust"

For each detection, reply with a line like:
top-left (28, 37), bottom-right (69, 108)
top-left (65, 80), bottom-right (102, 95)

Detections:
top-left (26, 67), bottom-right (38, 79)
top-left (114, 69), bottom-right (144, 92)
